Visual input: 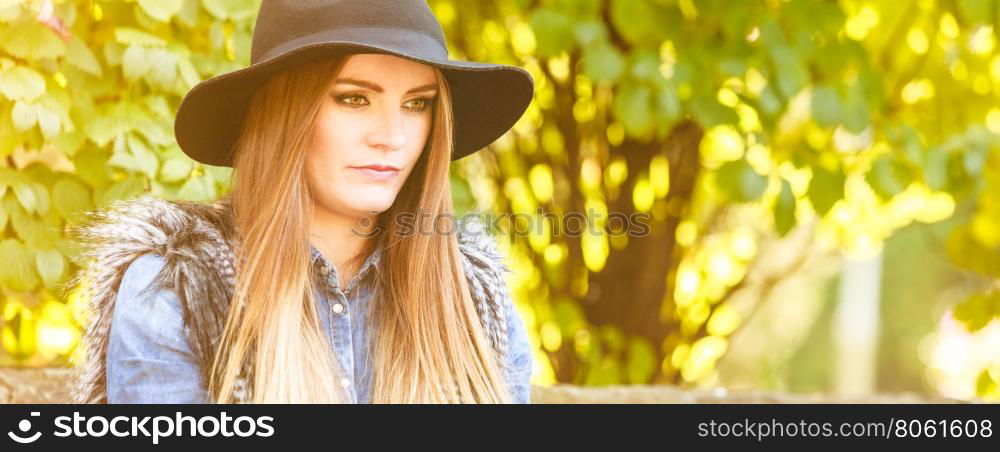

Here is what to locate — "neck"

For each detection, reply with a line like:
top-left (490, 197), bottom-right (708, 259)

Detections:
top-left (309, 206), bottom-right (377, 287)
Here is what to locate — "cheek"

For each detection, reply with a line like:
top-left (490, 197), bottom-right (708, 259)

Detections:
top-left (310, 111), bottom-right (354, 159)
top-left (402, 116), bottom-right (433, 164)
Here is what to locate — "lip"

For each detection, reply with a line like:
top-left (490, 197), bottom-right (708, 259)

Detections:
top-left (349, 164), bottom-right (401, 181)
top-left (352, 163), bottom-right (401, 171)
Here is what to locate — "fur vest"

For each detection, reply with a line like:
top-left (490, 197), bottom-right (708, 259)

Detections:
top-left (65, 195), bottom-right (512, 403)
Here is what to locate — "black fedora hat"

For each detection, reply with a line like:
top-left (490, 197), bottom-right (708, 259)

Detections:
top-left (174, 0), bottom-right (535, 167)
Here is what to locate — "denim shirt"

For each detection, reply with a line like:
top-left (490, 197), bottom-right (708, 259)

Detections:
top-left (105, 244), bottom-right (534, 403)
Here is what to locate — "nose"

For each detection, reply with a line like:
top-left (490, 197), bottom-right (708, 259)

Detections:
top-left (366, 104), bottom-right (407, 151)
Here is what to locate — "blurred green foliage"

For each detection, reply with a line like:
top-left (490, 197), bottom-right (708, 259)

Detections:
top-left (0, 0), bottom-right (997, 399)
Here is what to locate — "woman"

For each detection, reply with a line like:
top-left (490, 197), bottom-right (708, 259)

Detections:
top-left (67, 0), bottom-right (535, 403)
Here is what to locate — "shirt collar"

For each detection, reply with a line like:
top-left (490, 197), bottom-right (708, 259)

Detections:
top-left (309, 238), bottom-right (383, 287)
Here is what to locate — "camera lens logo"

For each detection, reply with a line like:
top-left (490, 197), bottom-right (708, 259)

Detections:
top-left (8, 412), bottom-right (41, 444)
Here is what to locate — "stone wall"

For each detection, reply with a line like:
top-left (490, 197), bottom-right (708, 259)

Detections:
top-left (0, 366), bottom-right (970, 404)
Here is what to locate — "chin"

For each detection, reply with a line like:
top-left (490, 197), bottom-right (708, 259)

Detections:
top-left (349, 199), bottom-right (394, 215)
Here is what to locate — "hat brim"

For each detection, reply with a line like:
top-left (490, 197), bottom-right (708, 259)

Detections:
top-left (174, 33), bottom-right (534, 168)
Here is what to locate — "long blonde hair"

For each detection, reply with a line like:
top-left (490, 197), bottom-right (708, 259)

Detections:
top-left (208, 54), bottom-right (511, 403)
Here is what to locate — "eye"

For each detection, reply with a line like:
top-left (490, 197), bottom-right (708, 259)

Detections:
top-left (336, 93), bottom-right (369, 107)
top-left (405, 97), bottom-right (434, 113)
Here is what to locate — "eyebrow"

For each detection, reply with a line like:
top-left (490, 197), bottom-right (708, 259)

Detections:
top-left (333, 78), bottom-right (438, 94)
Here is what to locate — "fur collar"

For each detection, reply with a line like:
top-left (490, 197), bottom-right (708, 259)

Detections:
top-left (65, 195), bottom-right (511, 403)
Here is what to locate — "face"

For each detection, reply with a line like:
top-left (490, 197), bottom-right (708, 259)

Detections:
top-left (305, 53), bottom-right (438, 222)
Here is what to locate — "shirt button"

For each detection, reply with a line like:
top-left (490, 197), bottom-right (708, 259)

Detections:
top-left (332, 302), bottom-right (345, 314)
top-left (340, 377), bottom-right (351, 388)
top-left (320, 266), bottom-right (329, 275)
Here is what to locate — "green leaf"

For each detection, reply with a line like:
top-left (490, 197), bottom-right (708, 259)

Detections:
top-left (73, 147), bottom-right (111, 188)
top-left (0, 20), bottom-right (66, 59)
top-left (691, 96), bottom-right (738, 127)
top-left (98, 174), bottom-right (146, 206)
top-left (0, 65), bottom-right (45, 101)
top-left (202, 164), bottom-right (233, 184)
top-left (924, 148), bottom-right (949, 191)
top-left (143, 95), bottom-right (173, 120)
top-left (85, 103), bottom-right (132, 147)
top-left (232, 29), bottom-right (251, 62)
top-left (866, 156), bottom-right (912, 200)
top-left (811, 86), bottom-right (842, 127)
top-left (134, 118), bottom-right (173, 146)
top-left (35, 103), bottom-right (60, 139)
top-left (770, 44), bottom-right (806, 99)
top-left (774, 180), bottom-right (796, 237)
top-left (52, 177), bottom-right (93, 223)
top-left (626, 336), bottom-right (656, 384)
top-left (554, 0), bottom-right (601, 16)
top-left (0, 103), bottom-right (22, 155)
top-left (552, 297), bottom-right (586, 333)
top-left (717, 159), bottom-right (768, 202)
top-left (582, 42), bottom-right (625, 82)
top-left (12, 181), bottom-right (35, 213)
top-left (889, 125), bottom-right (924, 164)
top-left (0, 198), bottom-right (6, 232)
top-left (126, 133), bottom-right (160, 179)
top-left (10, 204), bottom-right (55, 248)
top-left (655, 84), bottom-right (681, 122)
top-left (0, 239), bottom-right (38, 292)
top-left (114, 27), bottom-right (167, 47)
top-left (627, 49), bottom-right (660, 82)
top-left (808, 166), bottom-right (845, 216)
top-left (176, 174), bottom-right (215, 201)
top-left (177, 0), bottom-right (201, 27)
top-left (122, 45), bottom-right (151, 80)
top-left (529, 8), bottom-right (574, 58)
top-left (159, 158), bottom-right (193, 183)
top-left (66, 36), bottom-right (103, 77)
top-left (573, 20), bottom-right (607, 47)
top-left (29, 182), bottom-right (48, 215)
top-left (719, 58), bottom-right (747, 77)
top-left (201, 0), bottom-right (259, 21)
top-left (34, 248), bottom-right (65, 286)
top-left (146, 48), bottom-right (178, 88)
top-left (138, 0), bottom-right (183, 22)
top-left (609, 0), bottom-right (667, 45)
top-left (103, 40), bottom-right (124, 66)
top-left (975, 369), bottom-right (997, 398)
top-left (11, 100), bottom-right (37, 131)
top-left (958, 0), bottom-right (992, 24)
top-left (758, 84), bottom-right (783, 115)
top-left (176, 56), bottom-right (200, 89)
top-left (945, 227), bottom-right (1000, 278)
top-left (0, 176), bottom-right (16, 200)
top-left (842, 83), bottom-right (871, 133)
top-left (952, 292), bottom-right (1000, 333)
top-left (0, 0), bottom-right (22, 21)
top-left (613, 83), bottom-right (654, 139)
